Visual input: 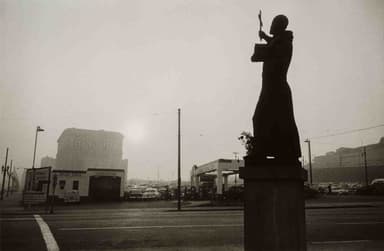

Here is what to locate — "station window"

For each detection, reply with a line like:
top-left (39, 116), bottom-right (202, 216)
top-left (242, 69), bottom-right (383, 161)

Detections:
top-left (73, 180), bottom-right (79, 190)
top-left (36, 181), bottom-right (44, 191)
top-left (59, 180), bottom-right (66, 189)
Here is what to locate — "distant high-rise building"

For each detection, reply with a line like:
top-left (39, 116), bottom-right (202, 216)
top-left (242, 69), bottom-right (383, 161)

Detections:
top-left (56, 128), bottom-right (126, 171)
top-left (40, 156), bottom-right (56, 168)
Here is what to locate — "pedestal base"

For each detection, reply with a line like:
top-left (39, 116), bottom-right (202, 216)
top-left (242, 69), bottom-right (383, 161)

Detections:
top-left (240, 157), bottom-right (307, 251)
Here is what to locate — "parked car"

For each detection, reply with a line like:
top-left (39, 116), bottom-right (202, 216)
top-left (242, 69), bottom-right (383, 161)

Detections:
top-left (331, 186), bottom-right (350, 195)
top-left (223, 185), bottom-right (244, 201)
top-left (370, 178), bottom-right (384, 195)
top-left (126, 187), bottom-right (145, 200)
top-left (355, 179), bottom-right (384, 195)
top-left (142, 188), bottom-right (161, 200)
top-left (371, 178), bottom-right (384, 186)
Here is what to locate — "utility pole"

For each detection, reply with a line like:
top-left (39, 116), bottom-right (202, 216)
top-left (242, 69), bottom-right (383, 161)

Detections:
top-left (233, 152), bottom-right (239, 186)
top-left (157, 167), bottom-right (160, 184)
top-left (50, 174), bottom-right (58, 214)
top-left (177, 108), bottom-right (181, 211)
top-left (363, 146), bottom-right (369, 186)
top-left (32, 126), bottom-right (44, 190)
top-left (1, 148), bottom-right (9, 200)
top-left (304, 139), bottom-right (313, 186)
top-left (6, 160), bottom-right (13, 197)
top-left (10, 165), bottom-right (14, 195)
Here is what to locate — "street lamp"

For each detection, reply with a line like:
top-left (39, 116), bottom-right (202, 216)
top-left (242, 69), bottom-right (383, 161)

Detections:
top-left (304, 139), bottom-right (313, 186)
top-left (31, 126), bottom-right (44, 190)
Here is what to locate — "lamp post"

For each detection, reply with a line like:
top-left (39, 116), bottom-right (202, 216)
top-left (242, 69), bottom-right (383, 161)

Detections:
top-left (32, 126), bottom-right (44, 190)
top-left (304, 139), bottom-right (313, 186)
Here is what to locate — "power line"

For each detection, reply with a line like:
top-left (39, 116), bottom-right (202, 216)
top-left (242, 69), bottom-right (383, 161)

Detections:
top-left (310, 124), bottom-right (384, 140)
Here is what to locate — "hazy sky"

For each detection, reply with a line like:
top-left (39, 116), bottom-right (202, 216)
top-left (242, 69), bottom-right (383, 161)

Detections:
top-left (1, 0), bottom-right (383, 180)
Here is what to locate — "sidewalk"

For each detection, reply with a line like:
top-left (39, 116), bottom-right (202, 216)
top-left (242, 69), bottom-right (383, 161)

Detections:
top-left (307, 240), bottom-right (384, 251)
top-left (0, 192), bottom-right (23, 209)
top-left (306, 195), bottom-right (384, 209)
top-left (0, 192), bottom-right (39, 216)
top-left (2, 194), bottom-right (384, 216)
top-left (103, 241), bottom-right (384, 251)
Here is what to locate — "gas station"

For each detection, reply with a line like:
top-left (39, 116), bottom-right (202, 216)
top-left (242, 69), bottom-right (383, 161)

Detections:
top-left (191, 159), bottom-right (244, 197)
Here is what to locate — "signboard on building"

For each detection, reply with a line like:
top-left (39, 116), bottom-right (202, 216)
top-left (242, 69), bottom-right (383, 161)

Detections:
top-left (23, 167), bottom-right (51, 205)
top-left (25, 166), bottom-right (51, 192)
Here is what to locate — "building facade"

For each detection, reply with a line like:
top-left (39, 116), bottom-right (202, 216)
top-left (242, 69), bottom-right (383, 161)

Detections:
top-left (47, 128), bottom-right (128, 201)
top-left (308, 137), bottom-right (384, 183)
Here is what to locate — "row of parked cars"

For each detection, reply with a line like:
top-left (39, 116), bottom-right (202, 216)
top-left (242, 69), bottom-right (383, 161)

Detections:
top-left (124, 186), bottom-right (161, 200)
top-left (355, 178), bottom-right (384, 195)
top-left (312, 179), bottom-right (384, 196)
top-left (124, 179), bottom-right (384, 201)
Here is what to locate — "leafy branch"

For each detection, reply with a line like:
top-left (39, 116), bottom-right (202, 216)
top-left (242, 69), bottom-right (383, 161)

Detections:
top-left (238, 131), bottom-right (254, 155)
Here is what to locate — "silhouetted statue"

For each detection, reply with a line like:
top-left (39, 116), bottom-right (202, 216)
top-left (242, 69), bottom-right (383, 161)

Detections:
top-left (250, 14), bottom-right (301, 163)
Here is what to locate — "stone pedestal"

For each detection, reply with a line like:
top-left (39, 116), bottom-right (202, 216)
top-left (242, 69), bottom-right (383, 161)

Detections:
top-left (239, 157), bottom-right (307, 251)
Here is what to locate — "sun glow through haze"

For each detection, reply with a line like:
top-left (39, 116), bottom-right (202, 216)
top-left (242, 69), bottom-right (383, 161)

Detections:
top-left (124, 121), bottom-right (147, 143)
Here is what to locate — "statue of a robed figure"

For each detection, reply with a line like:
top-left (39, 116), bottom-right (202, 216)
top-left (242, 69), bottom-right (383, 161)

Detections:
top-left (250, 14), bottom-right (301, 163)
top-left (241, 13), bottom-right (307, 251)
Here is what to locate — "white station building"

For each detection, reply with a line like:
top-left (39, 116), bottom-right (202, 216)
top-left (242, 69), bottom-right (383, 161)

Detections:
top-left (42, 128), bottom-right (128, 202)
top-left (191, 159), bottom-right (244, 196)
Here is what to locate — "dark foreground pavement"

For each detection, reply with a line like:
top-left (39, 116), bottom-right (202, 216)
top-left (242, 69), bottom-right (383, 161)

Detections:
top-left (2, 194), bottom-right (384, 250)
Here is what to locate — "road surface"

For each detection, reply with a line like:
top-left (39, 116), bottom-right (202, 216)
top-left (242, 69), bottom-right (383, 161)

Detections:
top-left (2, 204), bottom-right (384, 250)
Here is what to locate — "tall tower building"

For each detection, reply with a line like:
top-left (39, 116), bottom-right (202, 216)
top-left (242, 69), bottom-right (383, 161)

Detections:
top-left (56, 128), bottom-right (126, 171)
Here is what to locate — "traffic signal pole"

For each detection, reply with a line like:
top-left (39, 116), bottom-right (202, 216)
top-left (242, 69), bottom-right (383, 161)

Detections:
top-left (363, 146), bottom-right (369, 186)
top-left (1, 148), bottom-right (9, 200)
top-left (6, 160), bottom-right (13, 196)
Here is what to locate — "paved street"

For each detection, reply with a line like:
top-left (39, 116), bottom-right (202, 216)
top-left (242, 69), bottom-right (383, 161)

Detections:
top-left (2, 198), bottom-right (384, 251)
